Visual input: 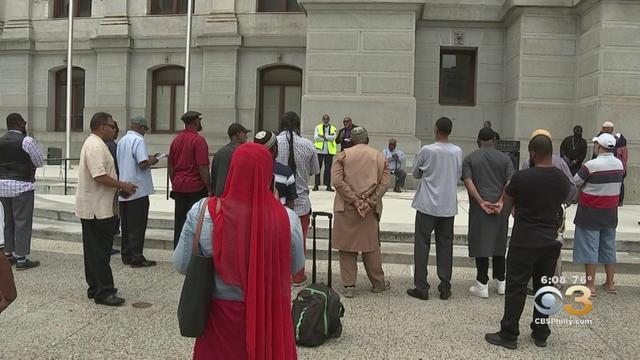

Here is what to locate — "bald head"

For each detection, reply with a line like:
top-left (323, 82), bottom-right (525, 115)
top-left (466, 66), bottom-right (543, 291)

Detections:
top-left (528, 134), bottom-right (553, 165)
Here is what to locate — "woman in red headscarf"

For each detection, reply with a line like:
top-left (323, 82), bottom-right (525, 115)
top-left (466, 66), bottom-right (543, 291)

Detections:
top-left (173, 143), bottom-right (305, 360)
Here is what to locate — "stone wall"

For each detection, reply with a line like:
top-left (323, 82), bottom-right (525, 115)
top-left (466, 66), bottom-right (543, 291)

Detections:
top-left (415, 23), bottom-right (505, 156)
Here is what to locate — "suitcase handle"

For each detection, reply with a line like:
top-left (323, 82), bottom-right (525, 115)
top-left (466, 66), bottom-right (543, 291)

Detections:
top-left (311, 211), bottom-right (332, 287)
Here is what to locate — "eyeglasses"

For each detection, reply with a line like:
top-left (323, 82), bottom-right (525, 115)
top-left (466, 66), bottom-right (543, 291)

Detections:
top-left (104, 123), bottom-right (116, 130)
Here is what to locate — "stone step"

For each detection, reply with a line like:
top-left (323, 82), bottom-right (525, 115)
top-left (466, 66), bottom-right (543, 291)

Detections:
top-left (31, 219), bottom-right (640, 274)
top-left (32, 203), bottom-right (640, 253)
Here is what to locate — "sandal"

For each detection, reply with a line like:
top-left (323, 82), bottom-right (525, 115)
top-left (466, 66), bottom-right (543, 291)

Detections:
top-left (600, 283), bottom-right (617, 294)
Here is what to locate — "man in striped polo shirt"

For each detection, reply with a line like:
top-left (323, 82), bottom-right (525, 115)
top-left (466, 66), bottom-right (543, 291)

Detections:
top-left (573, 132), bottom-right (624, 296)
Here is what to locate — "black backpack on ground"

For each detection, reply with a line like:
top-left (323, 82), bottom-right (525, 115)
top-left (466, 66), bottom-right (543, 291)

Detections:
top-left (292, 212), bottom-right (345, 347)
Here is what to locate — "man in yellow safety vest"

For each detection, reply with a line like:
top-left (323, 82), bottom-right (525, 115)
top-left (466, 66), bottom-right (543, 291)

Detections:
top-left (313, 114), bottom-right (337, 192)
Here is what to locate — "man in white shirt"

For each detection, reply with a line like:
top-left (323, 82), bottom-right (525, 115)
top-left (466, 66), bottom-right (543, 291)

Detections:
top-left (383, 138), bottom-right (406, 193)
top-left (407, 117), bottom-right (462, 301)
top-left (116, 116), bottom-right (159, 268)
top-left (76, 112), bottom-right (137, 306)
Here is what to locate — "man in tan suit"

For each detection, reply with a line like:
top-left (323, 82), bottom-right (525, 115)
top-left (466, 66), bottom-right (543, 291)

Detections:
top-left (331, 127), bottom-right (391, 298)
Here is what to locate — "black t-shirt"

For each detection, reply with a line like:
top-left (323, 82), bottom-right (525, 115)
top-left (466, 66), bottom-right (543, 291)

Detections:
top-left (505, 167), bottom-right (570, 248)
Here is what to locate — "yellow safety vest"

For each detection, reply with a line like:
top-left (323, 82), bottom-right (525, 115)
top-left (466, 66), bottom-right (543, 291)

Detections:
top-left (314, 123), bottom-right (337, 155)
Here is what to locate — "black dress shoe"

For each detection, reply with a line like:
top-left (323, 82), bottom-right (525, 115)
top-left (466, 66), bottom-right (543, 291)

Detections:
top-left (312, 186), bottom-right (319, 191)
top-left (95, 294), bottom-right (125, 306)
top-left (16, 259), bottom-right (40, 271)
top-left (439, 288), bottom-right (452, 300)
top-left (326, 187), bottom-right (335, 192)
top-left (110, 248), bottom-right (121, 255)
top-left (485, 332), bottom-right (517, 350)
top-left (406, 288), bottom-right (429, 300)
top-left (130, 259), bottom-right (157, 268)
top-left (531, 333), bottom-right (547, 348)
top-left (88, 288), bottom-right (118, 299)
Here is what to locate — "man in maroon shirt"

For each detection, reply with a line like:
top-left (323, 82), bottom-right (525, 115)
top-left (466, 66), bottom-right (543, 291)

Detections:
top-left (168, 111), bottom-right (211, 248)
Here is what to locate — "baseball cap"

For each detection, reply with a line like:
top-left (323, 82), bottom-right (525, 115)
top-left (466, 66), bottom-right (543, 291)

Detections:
top-left (227, 123), bottom-right (252, 137)
top-left (478, 127), bottom-right (496, 141)
top-left (181, 111), bottom-right (202, 124)
top-left (592, 133), bottom-right (616, 149)
top-left (131, 116), bottom-right (149, 129)
top-left (254, 131), bottom-right (277, 149)
top-left (602, 121), bottom-right (614, 128)
top-left (530, 129), bottom-right (552, 140)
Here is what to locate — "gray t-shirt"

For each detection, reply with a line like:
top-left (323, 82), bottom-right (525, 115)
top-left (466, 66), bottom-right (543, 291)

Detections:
top-left (462, 146), bottom-right (514, 202)
top-left (411, 142), bottom-right (462, 217)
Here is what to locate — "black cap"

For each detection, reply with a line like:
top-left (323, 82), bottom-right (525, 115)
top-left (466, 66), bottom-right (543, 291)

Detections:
top-left (227, 123), bottom-right (252, 137)
top-left (478, 127), bottom-right (496, 141)
top-left (181, 111), bottom-right (202, 124)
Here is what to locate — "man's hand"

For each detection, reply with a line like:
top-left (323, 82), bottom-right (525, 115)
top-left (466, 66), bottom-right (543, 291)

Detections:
top-left (119, 182), bottom-right (138, 195)
top-left (491, 201), bottom-right (504, 215)
top-left (148, 154), bottom-right (159, 166)
top-left (479, 201), bottom-right (495, 215)
top-left (392, 154), bottom-right (399, 160)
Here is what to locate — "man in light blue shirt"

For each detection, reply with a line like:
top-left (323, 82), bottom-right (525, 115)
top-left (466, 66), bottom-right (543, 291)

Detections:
top-left (116, 116), bottom-right (159, 268)
top-left (382, 138), bottom-right (406, 193)
top-left (407, 117), bottom-right (462, 302)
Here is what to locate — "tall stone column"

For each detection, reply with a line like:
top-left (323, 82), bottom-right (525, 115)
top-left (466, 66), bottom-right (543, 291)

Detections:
top-left (87, 0), bottom-right (131, 128)
top-left (299, 0), bottom-right (423, 151)
top-left (0, 0), bottom-right (34, 127)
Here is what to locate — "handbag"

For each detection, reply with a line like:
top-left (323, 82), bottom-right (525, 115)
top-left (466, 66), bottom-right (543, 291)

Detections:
top-left (177, 199), bottom-right (216, 338)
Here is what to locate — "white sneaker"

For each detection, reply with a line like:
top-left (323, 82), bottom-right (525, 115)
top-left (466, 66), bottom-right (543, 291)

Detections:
top-left (469, 281), bottom-right (489, 298)
top-left (496, 280), bottom-right (506, 295)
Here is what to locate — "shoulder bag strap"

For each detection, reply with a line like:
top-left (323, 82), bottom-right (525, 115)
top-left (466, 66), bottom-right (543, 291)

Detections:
top-left (192, 199), bottom-right (209, 256)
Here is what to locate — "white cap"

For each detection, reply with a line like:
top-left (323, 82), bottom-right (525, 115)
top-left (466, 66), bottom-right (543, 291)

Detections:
top-left (592, 133), bottom-right (616, 149)
top-left (602, 121), bottom-right (614, 128)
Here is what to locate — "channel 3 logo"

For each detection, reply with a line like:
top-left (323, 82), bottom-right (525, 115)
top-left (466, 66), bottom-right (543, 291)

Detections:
top-left (534, 286), bottom-right (593, 316)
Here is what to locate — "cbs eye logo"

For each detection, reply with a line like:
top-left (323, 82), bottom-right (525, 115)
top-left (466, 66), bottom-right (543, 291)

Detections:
top-left (534, 286), bottom-right (593, 316)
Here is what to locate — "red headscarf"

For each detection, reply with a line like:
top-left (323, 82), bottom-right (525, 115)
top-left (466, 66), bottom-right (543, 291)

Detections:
top-left (208, 143), bottom-right (296, 360)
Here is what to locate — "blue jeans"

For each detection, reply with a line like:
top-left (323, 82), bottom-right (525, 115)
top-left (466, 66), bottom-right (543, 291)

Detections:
top-left (573, 226), bottom-right (616, 264)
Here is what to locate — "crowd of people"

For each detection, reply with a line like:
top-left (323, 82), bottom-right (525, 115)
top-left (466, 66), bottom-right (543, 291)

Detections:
top-left (0, 108), bottom-right (631, 357)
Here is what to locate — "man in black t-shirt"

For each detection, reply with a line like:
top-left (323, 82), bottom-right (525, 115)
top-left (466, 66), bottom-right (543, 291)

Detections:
top-left (254, 131), bottom-right (298, 209)
top-left (485, 133), bottom-right (570, 350)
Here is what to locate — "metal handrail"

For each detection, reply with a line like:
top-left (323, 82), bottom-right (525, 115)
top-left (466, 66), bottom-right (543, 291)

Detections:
top-left (42, 157), bottom-right (80, 196)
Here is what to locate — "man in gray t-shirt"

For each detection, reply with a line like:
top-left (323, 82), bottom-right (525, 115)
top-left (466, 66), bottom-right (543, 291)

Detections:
top-left (407, 117), bottom-right (462, 301)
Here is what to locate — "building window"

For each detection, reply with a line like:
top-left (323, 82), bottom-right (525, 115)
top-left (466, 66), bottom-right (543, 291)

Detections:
top-left (150, 0), bottom-right (190, 15)
top-left (152, 66), bottom-right (185, 132)
top-left (258, 66), bottom-right (302, 133)
top-left (439, 48), bottom-right (477, 106)
top-left (258, 0), bottom-right (302, 12)
top-left (54, 0), bottom-right (92, 18)
top-left (55, 67), bottom-right (85, 132)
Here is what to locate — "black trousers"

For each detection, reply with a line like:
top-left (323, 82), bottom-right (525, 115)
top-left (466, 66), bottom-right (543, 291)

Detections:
top-left (500, 243), bottom-right (561, 341)
top-left (315, 154), bottom-right (333, 187)
top-left (392, 169), bottom-right (407, 189)
top-left (413, 212), bottom-right (454, 291)
top-left (81, 217), bottom-right (117, 301)
top-left (120, 196), bottom-right (150, 263)
top-left (173, 189), bottom-right (208, 248)
top-left (475, 256), bottom-right (505, 284)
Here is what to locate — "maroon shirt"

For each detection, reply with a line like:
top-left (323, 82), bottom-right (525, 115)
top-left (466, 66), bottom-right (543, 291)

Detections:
top-left (169, 128), bottom-right (209, 193)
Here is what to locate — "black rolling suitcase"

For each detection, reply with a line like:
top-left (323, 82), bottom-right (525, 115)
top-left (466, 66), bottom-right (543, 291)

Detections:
top-left (292, 211), bottom-right (345, 347)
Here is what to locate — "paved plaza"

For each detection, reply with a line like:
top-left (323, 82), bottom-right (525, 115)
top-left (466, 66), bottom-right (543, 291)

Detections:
top-left (1, 238), bottom-right (639, 360)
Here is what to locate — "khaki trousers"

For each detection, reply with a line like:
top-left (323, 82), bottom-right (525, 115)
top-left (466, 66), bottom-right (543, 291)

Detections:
top-left (339, 249), bottom-right (385, 288)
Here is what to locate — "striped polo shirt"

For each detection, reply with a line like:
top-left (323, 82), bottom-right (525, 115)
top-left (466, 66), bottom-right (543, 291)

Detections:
top-left (573, 153), bottom-right (624, 229)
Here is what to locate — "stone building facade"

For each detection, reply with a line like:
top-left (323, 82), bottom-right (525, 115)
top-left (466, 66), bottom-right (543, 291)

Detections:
top-left (0, 0), bottom-right (638, 201)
